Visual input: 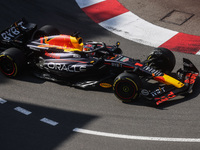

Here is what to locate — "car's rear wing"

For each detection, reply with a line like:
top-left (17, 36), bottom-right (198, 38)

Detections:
top-left (0, 18), bottom-right (37, 42)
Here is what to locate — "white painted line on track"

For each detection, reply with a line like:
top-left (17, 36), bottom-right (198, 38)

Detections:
top-left (0, 98), bottom-right (59, 126)
top-left (14, 107), bottom-right (32, 115)
top-left (75, 0), bottom-right (106, 8)
top-left (40, 118), bottom-right (59, 126)
top-left (0, 98), bottom-right (7, 104)
top-left (99, 11), bottom-right (178, 47)
top-left (73, 128), bottom-right (200, 143)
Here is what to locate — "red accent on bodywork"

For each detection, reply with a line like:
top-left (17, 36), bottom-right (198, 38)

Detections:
top-left (44, 35), bottom-right (74, 48)
top-left (184, 73), bottom-right (198, 84)
top-left (123, 65), bottom-right (134, 69)
top-left (154, 76), bottom-right (165, 83)
top-left (155, 91), bottom-right (176, 105)
top-left (45, 51), bottom-right (60, 59)
top-left (40, 37), bottom-right (43, 44)
top-left (108, 56), bottom-right (116, 60)
top-left (104, 62), bottom-right (111, 65)
top-left (135, 63), bottom-right (143, 67)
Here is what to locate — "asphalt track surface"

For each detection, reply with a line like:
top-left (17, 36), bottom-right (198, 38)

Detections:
top-left (0, 0), bottom-right (200, 150)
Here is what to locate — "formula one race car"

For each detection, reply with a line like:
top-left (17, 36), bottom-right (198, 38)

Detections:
top-left (0, 18), bottom-right (199, 105)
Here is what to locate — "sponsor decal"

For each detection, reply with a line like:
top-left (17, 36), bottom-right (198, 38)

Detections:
top-left (1, 21), bottom-right (26, 40)
top-left (150, 87), bottom-right (165, 97)
top-left (46, 62), bottom-right (86, 72)
top-left (111, 63), bottom-right (122, 67)
top-left (143, 66), bottom-right (163, 76)
top-left (155, 91), bottom-right (176, 105)
top-left (120, 57), bottom-right (129, 62)
top-left (141, 89), bottom-right (149, 96)
top-left (184, 73), bottom-right (198, 84)
top-left (100, 83), bottom-right (112, 88)
top-left (40, 35), bottom-right (83, 52)
top-left (1, 27), bottom-right (20, 40)
top-left (115, 55), bottom-right (123, 61)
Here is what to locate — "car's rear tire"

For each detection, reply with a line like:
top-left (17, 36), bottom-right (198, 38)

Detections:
top-left (0, 48), bottom-right (25, 77)
top-left (33, 25), bottom-right (60, 39)
top-left (147, 47), bottom-right (176, 73)
top-left (113, 73), bottom-right (141, 103)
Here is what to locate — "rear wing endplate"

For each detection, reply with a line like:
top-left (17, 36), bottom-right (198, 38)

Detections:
top-left (0, 18), bottom-right (36, 41)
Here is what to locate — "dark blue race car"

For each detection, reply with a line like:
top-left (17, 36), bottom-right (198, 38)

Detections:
top-left (0, 19), bottom-right (198, 105)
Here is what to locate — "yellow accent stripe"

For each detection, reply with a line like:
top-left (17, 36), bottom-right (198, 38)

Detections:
top-left (162, 74), bottom-right (184, 88)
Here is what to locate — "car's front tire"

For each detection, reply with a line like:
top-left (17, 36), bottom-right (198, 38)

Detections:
top-left (146, 47), bottom-right (176, 73)
top-left (113, 73), bottom-right (141, 103)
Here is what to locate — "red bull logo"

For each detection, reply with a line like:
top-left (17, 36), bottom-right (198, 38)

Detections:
top-left (39, 35), bottom-right (83, 52)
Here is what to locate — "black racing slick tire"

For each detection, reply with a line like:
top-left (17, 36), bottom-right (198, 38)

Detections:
top-left (0, 48), bottom-right (25, 77)
top-left (147, 47), bottom-right (176, 73)
top-left (33, 25), bottom-right (60, 39)
top-left (113, 73), bottom-right (141, 103)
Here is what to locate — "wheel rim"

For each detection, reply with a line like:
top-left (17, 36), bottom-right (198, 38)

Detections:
top-left (123, 86), bottom-right (130, 93)
top-left (0, 56), bottom-right (16, 76)
top-left (115, 80), bottom-right (137, 100)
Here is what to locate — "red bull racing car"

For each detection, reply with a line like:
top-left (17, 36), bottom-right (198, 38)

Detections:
top-left (0, 19), bottom-right (199, 105)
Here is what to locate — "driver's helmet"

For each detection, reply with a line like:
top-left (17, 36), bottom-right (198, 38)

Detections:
top-left (83, 47), bottom-right (91, 51)
top-left (83, 44), bottom-right (95, 56)
top-left (83, 44), bottom-right (93, 51)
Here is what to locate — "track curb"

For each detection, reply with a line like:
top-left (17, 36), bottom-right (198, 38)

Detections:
top-left (75, 0), bottom-right (200, 55)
